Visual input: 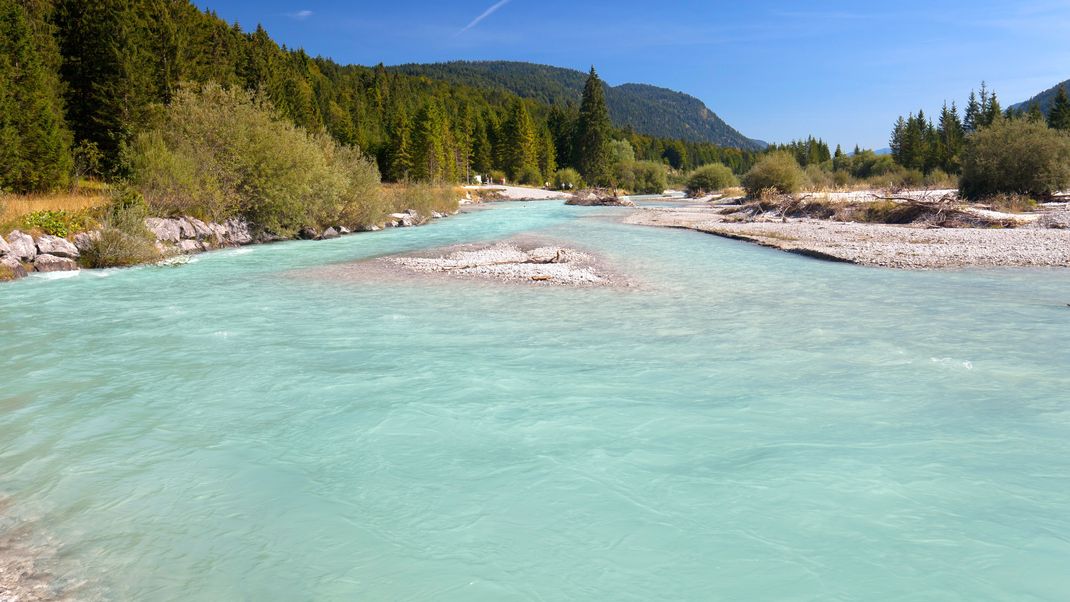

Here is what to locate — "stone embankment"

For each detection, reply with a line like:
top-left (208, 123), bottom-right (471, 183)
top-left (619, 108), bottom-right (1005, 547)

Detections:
top-left (1, 208), bottom-right (454, 281)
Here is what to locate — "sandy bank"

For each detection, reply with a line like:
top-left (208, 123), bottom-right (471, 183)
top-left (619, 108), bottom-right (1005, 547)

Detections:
top-left (463, 185), bottom-right (572, 201)
top-left (626, 207), bottom-right (1070, 269)
top-left (301, 236), bottom-right (630, 287)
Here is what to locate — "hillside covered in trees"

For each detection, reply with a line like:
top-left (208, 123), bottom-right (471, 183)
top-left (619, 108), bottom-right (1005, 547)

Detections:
top-left (389, 61), bottom-right (766, 150)
top-left (0, 0), bottom-right (763, 196)
top-left (1010, 78), bottom-right (1070, 115)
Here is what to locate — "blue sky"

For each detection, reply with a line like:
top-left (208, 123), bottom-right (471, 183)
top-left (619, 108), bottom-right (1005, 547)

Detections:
top-left (193, 0), bottom-right (1070, 149)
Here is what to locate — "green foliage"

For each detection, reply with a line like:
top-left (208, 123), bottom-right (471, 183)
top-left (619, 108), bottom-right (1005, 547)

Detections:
top-left (741, 152), bottom-right (805, 196)
top-left (0, 0), bottom-right (74, 192)
top-left (607, 139), bottom-right (636, 164)
top-left (20, 209), bottom-right (92, 237)
top-left (501, 100), bottom-right (540, 182)
top-left (390, 61), bottom-right (763, 150)
top-left (771, 136), bottom-right (830, 167)
top-left (614, 160), bottom-right (667, 194)
top-left (552, 167), bottom-right (583, 190)
top-left (124, 83), bottom-right (381, 234)
top-left (959, 118), bottom-right (1070, 200)
top-left (575, 67), bottom-right (613, 185)
top-left (1048, 86), bottom-right (1070, 131)
top-left (79, 193), bottom-right (159, 268)
top-left (383, 183), bottom-right (459, 217)
top-left (685, 163), bottom-right (737, 196)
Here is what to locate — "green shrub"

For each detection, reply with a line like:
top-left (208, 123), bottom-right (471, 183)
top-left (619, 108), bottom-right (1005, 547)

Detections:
top-left (488, 169), bottom-right (507, 184)
top-left (516, 165), bottom-right (543, 186)
top-left (685, 163), bottom-right (737, 196)
top-left (79, 194), bottom-right (159, 268)
top-left (384, 183), bottom-right (459, 218)
top-left (804, 164), bottom-right (834, 191)
top-left (741, 152), bottom-right (805, 196)
top-left (21, 209), bottom-right (92, 237)
top-left (124, 83), bottom-right (380, 234)
top-left (986, 193), bottom-right (1037, 213)
top-left (553, 168), bottom-right (584, 190)
top-left (960, 119), bottom-right (1070, 200)
top-left (615, 160), bottom-right (668, 194)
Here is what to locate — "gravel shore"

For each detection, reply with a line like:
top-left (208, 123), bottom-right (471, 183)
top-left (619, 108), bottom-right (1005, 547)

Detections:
top-left (303, 237), bottom-right (630, 286)
top-left (626, 207), bottom-right (1070, 269)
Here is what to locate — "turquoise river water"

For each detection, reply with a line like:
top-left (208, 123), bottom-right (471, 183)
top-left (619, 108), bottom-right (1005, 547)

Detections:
top-left (2, 201), bottom-right (1070, 600)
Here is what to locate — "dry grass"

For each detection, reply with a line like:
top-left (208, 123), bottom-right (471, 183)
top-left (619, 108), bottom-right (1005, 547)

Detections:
top-left (0, 186), bottom-right (110, 226)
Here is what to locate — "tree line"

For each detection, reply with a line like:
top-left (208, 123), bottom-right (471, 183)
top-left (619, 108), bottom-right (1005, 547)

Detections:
top-left (0, 0), bottom-right (761, 195)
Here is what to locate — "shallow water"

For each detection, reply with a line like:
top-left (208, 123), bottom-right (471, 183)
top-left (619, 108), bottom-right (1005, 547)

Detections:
top-left (2, 202), bottom-right (1070, 600)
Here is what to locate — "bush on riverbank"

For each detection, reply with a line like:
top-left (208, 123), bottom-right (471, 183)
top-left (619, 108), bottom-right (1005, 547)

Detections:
top-left (614, 160), bottom-right (667, 194)
top-left (79, 190), bottom-right (160, 268)
top-left (685, 163), bottom-right (738, 196)
top-left (382, 183), bottom-right (459, 219)
top-left (123, 83), bottom-right (380, 236)
top-left (959, 119), bottom-right (1070, 200)
top-left (741, 152), bottom-right (805, 196)
top-left (553, 168), bottom-right (584, 190)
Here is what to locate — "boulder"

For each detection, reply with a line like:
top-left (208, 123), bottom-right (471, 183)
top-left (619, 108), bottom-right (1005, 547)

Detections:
top-left (224, 218), bottom-right (253, 245)
top-left (5, 230), bottom-right (36, 262)
top-left (338, 226), bottom-right (351, 235)
top-left (0, 233), bottom-right (10, 257)
top-left (321, 227), bottom-right (340, 239)
top-left (0, 255), bottom-right (27, 280)
top-left (297, 226), bottom-right (319, 240)
top-left (187, 217), bottom-right (213, 240)
top-left (207, 222), bottom-right (227, 245)
top-left (388, 212), bottom-right (415, 227)
top-left (564, 189), bottom-right (636, 207)
top-left (366, 225), bottom-right (381, 232)
top-left (35, 234), bottom-right (80, 259)
top-left (144, 217), bottom-right (181, 243)
top-left (33, 254), bottom-right (78, 273)
top-left (176, 239), bottom-right (204, 254)
top-left (73, 230), bottom-right (101, 253)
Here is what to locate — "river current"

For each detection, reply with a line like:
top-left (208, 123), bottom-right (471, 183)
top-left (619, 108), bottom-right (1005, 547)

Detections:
top-left (2, 201), bottom-right (1070, 600)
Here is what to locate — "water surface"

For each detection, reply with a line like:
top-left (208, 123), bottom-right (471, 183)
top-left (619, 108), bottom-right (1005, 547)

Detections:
top-left (2, 202), bottom-right (1070, 600)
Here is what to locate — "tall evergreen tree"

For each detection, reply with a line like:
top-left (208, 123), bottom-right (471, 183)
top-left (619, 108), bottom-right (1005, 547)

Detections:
top-left (963, 90), bottom-right (981, 133)
top-left (1048, 85), bottom-right (1070, 131)
top-left (501, 99), bottom-right (539, 182)
top-left (411, 101), bottom-right (449, 182)
top-left (1026, 102), bottom-right (1046, 123)
top-left (0, 0), bottom-right (73, 192)
top-left (385, 110), bottom-right (413, 181)
top-left (538, 125), bottom-right (556, 182)
top-left (574, 67), bottom-right (612, 185)
top-left (471, 117), bottom-right (494, 175)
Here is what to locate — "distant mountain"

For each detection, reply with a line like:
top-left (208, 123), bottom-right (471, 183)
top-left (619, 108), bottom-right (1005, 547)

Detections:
top-left (389, 61), bottom-right (765, 151)
top-left (1010, 78), bottom-right (1070, 114)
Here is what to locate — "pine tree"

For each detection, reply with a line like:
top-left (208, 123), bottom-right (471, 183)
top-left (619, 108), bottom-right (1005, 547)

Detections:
top-left (834, 144), bottom-right (844, 158)
top-left (964, 90), bottom-right (981, 133)
top-left (471, 117), bottom-right (494, 175)
top-left (936, 102), bottom-right (964, 173)
top-left (501, 99), bottom-right (539, 183)
top-left (411, 101), bottom-right (448, 182)
top-left (574, 67), bottom-right (612, 185)
top-left (0, 0), bottom-right (74, 192)
top-left (984, 92), bottom-right (1002, 127)
top-left (386, 110), bottom-right (413, 181)
top-left (1048, 85), bottom-right (1070, 131)
top-left (1026, 103), bottom-right (1045, 123)
top-left (538, 125), bottom-right (556, 182)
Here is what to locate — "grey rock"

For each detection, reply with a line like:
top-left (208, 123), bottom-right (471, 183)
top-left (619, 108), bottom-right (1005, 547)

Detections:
top-left (35, 234), bottom-right (80, 259)
top-left (187, 217), bottom-right (213, 240)
top-left (338, 226), bottom-right (351, 235)
top-left (73, 230), bottom-right (101, 252)
top-left (175, 218), bottom-right (197, 240)
top-left (367, 225), bottom-right (381, 232)
top-left (33, 254), bottom-right (78, 272)
top-left (321, 227), bottom-right (340, 239)
top-left (207, 222), bottom-right (227, 245)
top-left (5, 230), bottom-right (36, 262)
top-left (0, 233), bottom-right (10, 257)
top-left (144, 217), bottom-right (181, 243)
top-left (388, 213), bottom-right (415, 227)
top-left (1, 254), bottom-right (27, 279)
top-left (224, 218), bottom-right (253, 245)
top-left (176, 240), bottom-right (204, 254)
top-left (297, 227), bottom-right (319, 240)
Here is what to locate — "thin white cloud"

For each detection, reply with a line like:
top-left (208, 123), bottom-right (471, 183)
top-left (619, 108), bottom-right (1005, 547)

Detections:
top-left (287, 10), bottom-right (313, 20)
top-left (457, 0), bottom-right (511, 35)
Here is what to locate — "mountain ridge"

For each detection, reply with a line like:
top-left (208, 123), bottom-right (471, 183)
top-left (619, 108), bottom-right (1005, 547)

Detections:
top-left (388, 61), bottom-right (765, 150)
top-left (1010, 78), bottom-right (1070, 114)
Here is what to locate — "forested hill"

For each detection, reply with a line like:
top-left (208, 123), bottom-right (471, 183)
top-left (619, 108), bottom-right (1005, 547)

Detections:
top-left (390, 61), bottom-right (765, 151)
top-left (1010, 78), bottom-right (1070, 114)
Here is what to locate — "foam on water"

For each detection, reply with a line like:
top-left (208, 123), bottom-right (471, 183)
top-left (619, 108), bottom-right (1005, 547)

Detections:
top-left (2, 201), bottom-right (1070, 600)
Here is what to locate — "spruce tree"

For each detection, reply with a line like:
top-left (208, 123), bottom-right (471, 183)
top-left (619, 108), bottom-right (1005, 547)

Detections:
top-left (471, 118), bottom-right (494, 175)
top-left (0, 0), bottom-right (73, 192)
top-left (1027, 102), bottom-right (1045, 123)
top-left (412, 102), bottom-right (447, 182)
top-left (964, 91), bottom-right (981, 132)
top-left (1048, 86), bottom-right (1070, 131)
top-left (386, 110), bottom-right (413, 181)
top-left (574, 67), bottom-right (612, 186)
top-left (538, 126), bottom-right (556, 182)
top-left (501, 99), bottom-right (539, 183)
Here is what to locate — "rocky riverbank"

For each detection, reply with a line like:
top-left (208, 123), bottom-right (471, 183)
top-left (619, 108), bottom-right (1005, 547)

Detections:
top-left (302, 237), bottom-right (630, 287)
top-left (626, 206), bottom-right (1070, 269)
top-left (0, 208), bottom-right (455, 282)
